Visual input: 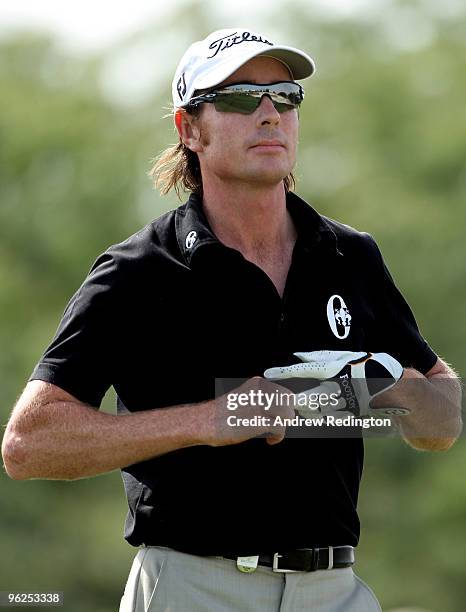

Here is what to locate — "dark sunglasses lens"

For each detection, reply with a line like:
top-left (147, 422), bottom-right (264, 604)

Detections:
top-left (271, 100), bottom-right (296, 113)
top-left (213, 93), bottom-right (260, 114)
top-left (213, 92), bottom-right (299, 115)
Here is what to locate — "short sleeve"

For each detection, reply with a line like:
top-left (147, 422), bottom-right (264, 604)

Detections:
top-left (29, 251), bottom-right (122, 407)
top-left (366, 235), bottom-right (438, 375)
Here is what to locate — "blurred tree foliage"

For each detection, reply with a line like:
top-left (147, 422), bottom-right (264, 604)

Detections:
top-left (0, 2), bottom-right (465, 611)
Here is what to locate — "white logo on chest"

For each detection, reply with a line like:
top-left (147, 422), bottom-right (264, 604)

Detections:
top-left (327, 294), bottom-right (351, 339)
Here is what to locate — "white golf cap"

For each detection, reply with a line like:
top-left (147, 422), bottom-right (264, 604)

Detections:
top-left (172, 27), bottom-right (315, 108)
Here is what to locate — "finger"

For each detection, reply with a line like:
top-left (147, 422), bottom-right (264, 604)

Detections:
top-left (265, 433), bottom-right (284, 445)
top-left (293, 350), bottom-right (367, 364)
top-left (265, 360), bottom-right (347, 380)
top-left (370, 353), bottom-right (404, 381)
top-left (264, 364), bottom-right (307, 379)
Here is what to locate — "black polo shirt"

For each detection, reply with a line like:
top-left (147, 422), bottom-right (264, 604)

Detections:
top-left (30, 191), bottom-right (437, 555)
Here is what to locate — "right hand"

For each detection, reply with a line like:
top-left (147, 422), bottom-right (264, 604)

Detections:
top-left (202, 376), bottom-right (297, 447)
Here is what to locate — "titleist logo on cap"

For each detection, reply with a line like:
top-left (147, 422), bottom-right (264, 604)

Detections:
top-left (207, 31), bottom-right (273, 59)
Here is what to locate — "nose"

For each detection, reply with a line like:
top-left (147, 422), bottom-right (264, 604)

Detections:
top-left (255, 95), bottom-right (280, 126)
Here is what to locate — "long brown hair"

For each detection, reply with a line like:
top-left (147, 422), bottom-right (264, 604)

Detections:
top-left (148, 107), bottom-right (296, 199)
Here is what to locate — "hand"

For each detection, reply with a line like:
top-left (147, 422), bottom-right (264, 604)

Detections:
top-left (204, 377), bottom-right (297, 447)
top-left (264, 350), bottom-right (408, 419)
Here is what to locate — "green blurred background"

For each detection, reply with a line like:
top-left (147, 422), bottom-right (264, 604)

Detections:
top-left (1, 1), bottom-right (465, 610)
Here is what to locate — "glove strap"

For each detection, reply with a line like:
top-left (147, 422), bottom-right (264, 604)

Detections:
top-left (335, 361), bottom-right (370, 417)
top-left (350, 361), bottom-right (371, 417)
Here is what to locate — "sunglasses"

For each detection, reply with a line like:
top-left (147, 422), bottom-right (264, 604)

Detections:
top-left (184, 81), bottom-right (305, 115)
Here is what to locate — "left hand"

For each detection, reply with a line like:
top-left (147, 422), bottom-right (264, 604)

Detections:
top-left (264, 350), bottom-right (409, 418)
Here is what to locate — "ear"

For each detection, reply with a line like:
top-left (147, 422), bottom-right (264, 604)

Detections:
top-left (174, 109), bottom-right (203, 153)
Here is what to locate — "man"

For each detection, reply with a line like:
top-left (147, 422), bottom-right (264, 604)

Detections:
top-left (2, 28), bottom-right (462, 612)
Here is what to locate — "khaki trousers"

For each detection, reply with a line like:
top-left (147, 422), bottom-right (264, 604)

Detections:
top-left (119, 546), bottom-right (382, 612)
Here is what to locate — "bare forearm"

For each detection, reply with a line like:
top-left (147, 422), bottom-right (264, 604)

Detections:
top-left (387, 368), bottom-right (463, 451)
top-left (2, 398), bottom-right (213, 480)
top-left (2, 376), bottom-right (295, 480)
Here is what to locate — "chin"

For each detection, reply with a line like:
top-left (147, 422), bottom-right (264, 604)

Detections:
top-left (249, 165), bottom-right (291, 184)
top-left (247, 174), bottom-right (289, 188)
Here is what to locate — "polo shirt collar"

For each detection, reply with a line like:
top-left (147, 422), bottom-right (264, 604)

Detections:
top-left (175, 191), bottom-right (341, 268)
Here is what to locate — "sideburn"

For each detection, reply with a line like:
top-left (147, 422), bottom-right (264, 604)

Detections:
top-left (198, 117), bottom-right (210, 147)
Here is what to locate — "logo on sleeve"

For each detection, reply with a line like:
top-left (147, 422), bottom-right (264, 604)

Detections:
top-left (327, 294), bottom-right (351, 339)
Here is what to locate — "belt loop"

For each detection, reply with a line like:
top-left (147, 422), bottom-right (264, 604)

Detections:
top-left (327, 546), bottom-right (333, 569)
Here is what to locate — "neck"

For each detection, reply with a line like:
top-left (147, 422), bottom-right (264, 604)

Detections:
top-left (201, 180), bottom-right (297, 261)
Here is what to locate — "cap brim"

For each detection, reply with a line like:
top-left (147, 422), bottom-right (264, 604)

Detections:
top-left (256, 46), bottom-right (315, 80)
top-left (195, 44), bottom-right (315, 93)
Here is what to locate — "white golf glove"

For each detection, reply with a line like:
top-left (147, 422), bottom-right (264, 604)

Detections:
top-left (264, 350), bottom-right (408, 419)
